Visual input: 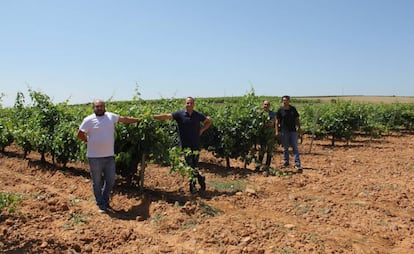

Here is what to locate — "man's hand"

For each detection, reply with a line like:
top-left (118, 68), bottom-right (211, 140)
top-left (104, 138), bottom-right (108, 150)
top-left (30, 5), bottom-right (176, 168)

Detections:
top-left (77, 130), bottom-right (88, 142)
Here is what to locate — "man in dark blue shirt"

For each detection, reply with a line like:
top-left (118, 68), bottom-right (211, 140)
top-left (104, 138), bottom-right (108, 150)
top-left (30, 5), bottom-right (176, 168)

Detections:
top-left (256, 100), bottom-right (277, 173)
top-left (154, 97), bottom-right (212, 193)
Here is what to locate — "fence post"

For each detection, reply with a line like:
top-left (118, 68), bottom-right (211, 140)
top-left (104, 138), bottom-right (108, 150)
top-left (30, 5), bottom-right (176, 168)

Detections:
top-left (308, 110), bottom-right (319, 153)
top-left (139, 153), bottom-right (146, 194)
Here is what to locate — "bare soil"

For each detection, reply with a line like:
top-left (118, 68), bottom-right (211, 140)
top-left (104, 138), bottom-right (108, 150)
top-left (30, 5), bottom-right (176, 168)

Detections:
top-left (1, 133), bottom-right (414, 254)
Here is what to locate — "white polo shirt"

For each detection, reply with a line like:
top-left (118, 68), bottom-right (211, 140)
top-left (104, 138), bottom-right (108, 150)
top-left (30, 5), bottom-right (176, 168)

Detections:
top-left (79, 112), bottom-right (120, 158)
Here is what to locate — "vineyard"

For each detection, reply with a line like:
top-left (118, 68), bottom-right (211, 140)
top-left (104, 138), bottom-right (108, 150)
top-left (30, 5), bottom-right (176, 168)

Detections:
top-left (1, 89), bottom-right (413, 180)
top-left (1, 89), bottom-right (414, 253)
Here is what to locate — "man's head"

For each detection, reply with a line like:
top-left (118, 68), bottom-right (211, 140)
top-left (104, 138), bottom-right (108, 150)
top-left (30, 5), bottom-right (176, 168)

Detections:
top-left (263, 100), bottom-right (270, 112)
top-left (282, 95), bottom-right (290, 107)
top-left (93, 99), bottom-right (106, 116)
top-left (185, 97), bottom-right (195, 112)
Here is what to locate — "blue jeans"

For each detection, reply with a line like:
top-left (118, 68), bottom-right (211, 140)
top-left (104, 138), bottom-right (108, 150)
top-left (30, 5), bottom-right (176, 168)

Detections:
top-left (281, 131), bottom-right (301, 167)
top-left (87, 156), bottom-right (116, 208)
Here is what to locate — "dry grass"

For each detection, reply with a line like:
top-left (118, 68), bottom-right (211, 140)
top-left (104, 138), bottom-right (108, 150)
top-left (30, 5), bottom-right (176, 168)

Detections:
top-left (298, 95), bottom-right (414, 104)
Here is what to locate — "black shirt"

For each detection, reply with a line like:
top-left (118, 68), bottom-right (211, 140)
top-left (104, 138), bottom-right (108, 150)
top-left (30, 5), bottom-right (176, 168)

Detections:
top-left (276, 106), bottom-right (299, 132)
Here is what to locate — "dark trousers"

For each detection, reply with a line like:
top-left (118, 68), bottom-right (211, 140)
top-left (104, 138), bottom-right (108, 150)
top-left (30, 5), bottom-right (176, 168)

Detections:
top-left (185, 153), bottom-right (201, 179)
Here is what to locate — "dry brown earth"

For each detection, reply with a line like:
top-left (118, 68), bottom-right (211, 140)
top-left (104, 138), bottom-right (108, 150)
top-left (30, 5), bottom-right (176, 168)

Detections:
top-left (1, 133), bottom-right (414, 253)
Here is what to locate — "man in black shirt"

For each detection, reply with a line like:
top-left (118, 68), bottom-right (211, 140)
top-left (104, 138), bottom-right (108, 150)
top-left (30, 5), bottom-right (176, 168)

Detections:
top-left (276, 95), bottom-right (302, 173)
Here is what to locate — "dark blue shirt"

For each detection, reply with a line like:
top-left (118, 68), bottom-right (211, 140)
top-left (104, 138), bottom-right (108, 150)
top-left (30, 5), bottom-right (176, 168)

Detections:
top-left (268, 110), bottom-right (276, 122)
top-left (172, 110), bottom-right (207, 150)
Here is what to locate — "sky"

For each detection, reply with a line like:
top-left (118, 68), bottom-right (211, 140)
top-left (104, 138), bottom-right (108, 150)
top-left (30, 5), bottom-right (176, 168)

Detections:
top-left (1, 0), bottom-right (413, 107)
